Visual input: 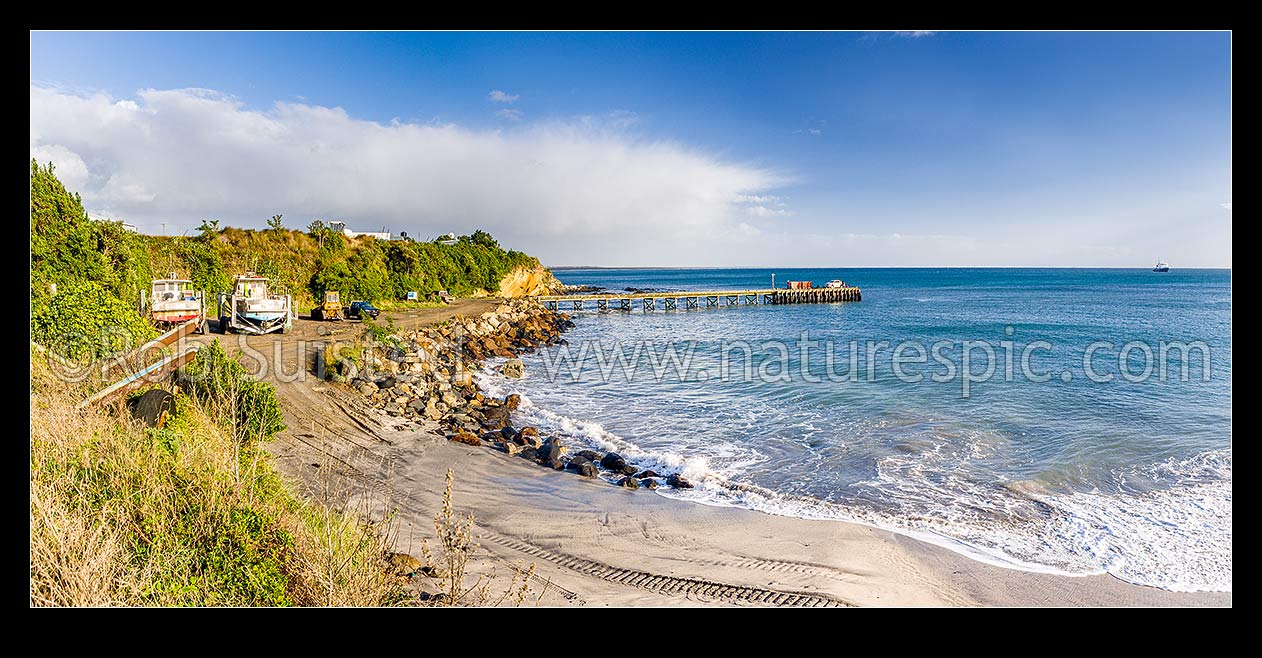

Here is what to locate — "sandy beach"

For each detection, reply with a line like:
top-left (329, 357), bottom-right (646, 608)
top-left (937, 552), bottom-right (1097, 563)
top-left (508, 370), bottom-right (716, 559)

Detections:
top-left (256, 320), bottom-right (1230, 607)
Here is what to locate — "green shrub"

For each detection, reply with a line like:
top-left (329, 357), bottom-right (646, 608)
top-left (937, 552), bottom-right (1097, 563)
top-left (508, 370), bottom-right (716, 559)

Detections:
top-left (31, 279), bottom-right (158, 360)
top-left (179, 340), bottom-right (286, 443)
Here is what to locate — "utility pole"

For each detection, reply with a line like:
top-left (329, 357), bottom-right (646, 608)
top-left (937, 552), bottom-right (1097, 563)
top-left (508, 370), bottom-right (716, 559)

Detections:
top-left (771, 273), bottom-right (775, 289)
top-left (161, 222), bottom-right (166, 237)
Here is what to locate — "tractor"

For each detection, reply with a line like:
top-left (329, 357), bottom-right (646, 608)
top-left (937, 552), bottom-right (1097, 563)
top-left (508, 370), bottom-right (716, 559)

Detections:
top-left (311, 290), bottom-right (344, 321)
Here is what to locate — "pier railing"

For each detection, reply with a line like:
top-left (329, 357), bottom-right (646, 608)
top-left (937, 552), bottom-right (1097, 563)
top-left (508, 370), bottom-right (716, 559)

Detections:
top-left (534, 286), bottom-right (861, 311)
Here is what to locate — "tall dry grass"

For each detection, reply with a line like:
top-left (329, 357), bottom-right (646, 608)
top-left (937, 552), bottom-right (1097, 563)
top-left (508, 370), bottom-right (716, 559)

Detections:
top-left (29, 351), bottom-right (403, 607)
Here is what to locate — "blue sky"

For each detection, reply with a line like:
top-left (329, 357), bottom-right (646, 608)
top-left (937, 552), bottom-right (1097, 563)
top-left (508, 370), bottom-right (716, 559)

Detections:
top-left (30, 31), bottom-right (1231, 267)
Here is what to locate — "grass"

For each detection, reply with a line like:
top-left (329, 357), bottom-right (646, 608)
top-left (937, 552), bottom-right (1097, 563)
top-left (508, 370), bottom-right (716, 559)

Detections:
top-left (29, 348), bottom-right (403, 607)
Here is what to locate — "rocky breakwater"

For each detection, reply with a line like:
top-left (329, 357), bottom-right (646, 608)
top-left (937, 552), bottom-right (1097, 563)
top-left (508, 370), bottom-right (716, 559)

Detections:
top-left (347, 298), bottom-right (693, 492)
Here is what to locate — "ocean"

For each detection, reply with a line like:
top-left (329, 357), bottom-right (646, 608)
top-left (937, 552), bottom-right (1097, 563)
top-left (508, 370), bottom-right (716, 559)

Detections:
top-left (475, 268), bottom-right (1231, 592)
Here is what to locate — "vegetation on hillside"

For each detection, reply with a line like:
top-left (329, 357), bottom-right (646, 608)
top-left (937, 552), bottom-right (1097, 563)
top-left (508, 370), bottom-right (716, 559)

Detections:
top-left (30, 158), bottom-right (544, 354)
top-left (30, 344), bottom-right (402, 606)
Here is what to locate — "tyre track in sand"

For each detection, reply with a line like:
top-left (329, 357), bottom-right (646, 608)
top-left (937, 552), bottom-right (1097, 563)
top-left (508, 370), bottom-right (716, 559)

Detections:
top-left (481, 531), bottom-right (854, 607)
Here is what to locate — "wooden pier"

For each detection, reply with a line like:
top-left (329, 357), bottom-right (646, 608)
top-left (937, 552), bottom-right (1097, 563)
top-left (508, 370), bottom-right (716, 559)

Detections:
top-left (535, 286), bottom-right (861, 312)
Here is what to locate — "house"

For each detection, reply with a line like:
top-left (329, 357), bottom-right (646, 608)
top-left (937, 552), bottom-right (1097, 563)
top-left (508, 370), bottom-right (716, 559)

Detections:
top-left (326, 220), bottom-right (392, 240)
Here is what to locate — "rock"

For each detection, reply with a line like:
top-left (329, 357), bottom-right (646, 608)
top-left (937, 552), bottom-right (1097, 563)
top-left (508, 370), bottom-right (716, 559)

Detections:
top-left (572, 461), bottom-right (599, 478)
top-left (503, 442), bottom-right (522, 455)
top-left (549, 458), bottom-right (566, 470)
top-left (498, 426), bottom-right (518, 442)
top-left (448, 431), bottom-right (481, 446)
top-left (634, 470), bottom-right (660, 479)
top-left (600, 452), bottom-right (627, 471)
top-left (376, 376), bottom-right (397, 389)
top-left (480, 431), bottom-right (503, 443)
top-left (339, 359), bottom-right (359, 379)
top-left (620, 464), bottom-right (638, 475)
top-left (387, 552), bottom-right (422, 576)
top-left (666, 473), bottom-right (693, 489)
top-left (441, 391), bottom-right (462, 407)
top-left (575, 450), bottom-right (603, 462)
top-left (519, 447), bottom-right (538, 461)
top-left (618, 476), bottom-right (641, 490)
top-left (539, 438), bottom-right (563, 464)
top-left (504, 393), bottom-right (521, 410)
top-left (565, 457), bottom-right (592, 472)
top-left (518, 426), bottom-right (538, 439)
top-left (642, 478), bottom-right (659, 490)
top-left (503, 359), bottom-right (524, 378)
top-left (424, 403), bottom-right (443, 420)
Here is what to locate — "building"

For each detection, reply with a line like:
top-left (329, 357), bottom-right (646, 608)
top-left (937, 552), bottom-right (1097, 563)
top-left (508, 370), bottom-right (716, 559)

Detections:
top-left (327, 221), bottom-right (392, 240)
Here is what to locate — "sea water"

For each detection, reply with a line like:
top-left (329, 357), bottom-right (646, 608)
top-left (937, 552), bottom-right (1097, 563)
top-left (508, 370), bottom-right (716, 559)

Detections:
top-left (476, 268), bottom-right (1231, 592)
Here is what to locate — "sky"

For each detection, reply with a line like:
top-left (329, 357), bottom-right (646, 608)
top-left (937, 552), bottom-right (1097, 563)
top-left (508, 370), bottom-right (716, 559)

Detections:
top-left (29, 31), bottom-right (1232, 267)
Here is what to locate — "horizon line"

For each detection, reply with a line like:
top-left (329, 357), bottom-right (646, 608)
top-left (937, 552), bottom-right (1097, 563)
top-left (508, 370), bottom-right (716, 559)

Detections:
top-left (546, 265), bottom-right (1233, 270)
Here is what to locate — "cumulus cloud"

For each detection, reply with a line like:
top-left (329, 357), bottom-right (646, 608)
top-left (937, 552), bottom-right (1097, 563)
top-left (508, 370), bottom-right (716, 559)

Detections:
top-left (893, 31), bottom-right (936, 38)
top-left (488, 89), bottom-right (519, 103)
top-left (29, 85), bottom-right (785, 264)
top-left (1221, 202), bottom-right (1232, 211)
top-left (496, 108), bottom-right (523, 121)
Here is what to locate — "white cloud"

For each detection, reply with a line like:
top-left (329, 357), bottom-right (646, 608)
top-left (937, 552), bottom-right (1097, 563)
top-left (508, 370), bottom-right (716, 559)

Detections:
top-left (807, 128), bottom-right (822, 135)
top-left (893, 31), bottom-right (936, 38)
top-left (496, 108), bottom-right (523, 121)
top-left (1221, 202), bottom-right (1232, 211)
top-left (734, 194), bottom-right (780, 204)
top-left (746, 205), bottom-right (790, 218)
top-left (488, 89), bottom-right (519, 103)
top-left (29, 85), bottom-right (785, 264)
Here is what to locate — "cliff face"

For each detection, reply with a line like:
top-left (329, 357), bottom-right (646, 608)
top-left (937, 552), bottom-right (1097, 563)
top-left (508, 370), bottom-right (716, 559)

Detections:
top-left (498, 265), bottom-right (562, 297)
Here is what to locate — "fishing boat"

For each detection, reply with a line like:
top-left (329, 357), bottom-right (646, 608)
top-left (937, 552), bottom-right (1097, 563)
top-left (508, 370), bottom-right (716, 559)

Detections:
top-left (825, 279), bottom-right (845, 288)
top-left (145, 273), bottom-right (206, 332)
top-left (218, 273), bottom-right (294, 334)
top-left (1153, 260), bottom-right (1170, 273)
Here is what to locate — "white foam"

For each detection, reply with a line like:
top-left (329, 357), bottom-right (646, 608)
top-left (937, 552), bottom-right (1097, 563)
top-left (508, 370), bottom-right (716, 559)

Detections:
top-left (474, 363), bottom-right (1232, 593)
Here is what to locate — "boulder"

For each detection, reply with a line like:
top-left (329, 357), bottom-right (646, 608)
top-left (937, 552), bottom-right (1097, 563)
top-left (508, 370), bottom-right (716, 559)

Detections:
top-left (503, 442), bottom-right (522, 456)
top-left (575, 450), bottom-right (603, 462)
top-left (666, 473), bottom-right (693, 489)
top-left (573, 461), bottom-right (599, 478)
top-left (448, 431), bottom-right (481, 446)
top-left (538, 438), bottom-right (563, 464)
top-left (565, 457), bottom-right (592, 472)
top-left (504, 393), bottom-right (522, 410)
top-left (503, 359), bottom-right (524, 378)
top-left (634, 470), bottom-right (660, 479)
top-left (600, 452), bottom-right (628, 472)
top-left (642, 478), bottom-right (659, 490)
top-left (519, 447), bottom-right (538, 461)
top-left (376, 376), bottom-right (397, 389)
top-left (620, 464), bottom-right (638, 476)
top-left (618, 476), bottom-right (641, 490)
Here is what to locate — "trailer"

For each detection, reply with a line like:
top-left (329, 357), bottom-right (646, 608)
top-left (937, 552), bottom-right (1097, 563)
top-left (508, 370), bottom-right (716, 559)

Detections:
top-left (217, 273), bottom-right (294, 335)
top-left (142, 274), bottom-right (207, 334)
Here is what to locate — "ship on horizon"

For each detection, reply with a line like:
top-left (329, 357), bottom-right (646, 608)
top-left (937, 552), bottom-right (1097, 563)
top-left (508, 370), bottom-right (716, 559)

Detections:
top-left (1153, 260), bottom-right (1170, 272)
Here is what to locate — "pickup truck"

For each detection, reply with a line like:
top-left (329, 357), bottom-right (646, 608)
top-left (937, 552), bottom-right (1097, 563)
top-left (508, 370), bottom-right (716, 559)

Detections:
top-left (346, 300), bottom-right (380, 320)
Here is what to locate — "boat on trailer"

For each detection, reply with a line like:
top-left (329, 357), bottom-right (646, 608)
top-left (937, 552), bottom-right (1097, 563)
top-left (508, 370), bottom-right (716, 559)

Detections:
top-left (217, 273), bottom-right (294, 335)
top-left (145, 274), bottom-right (207, 333)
